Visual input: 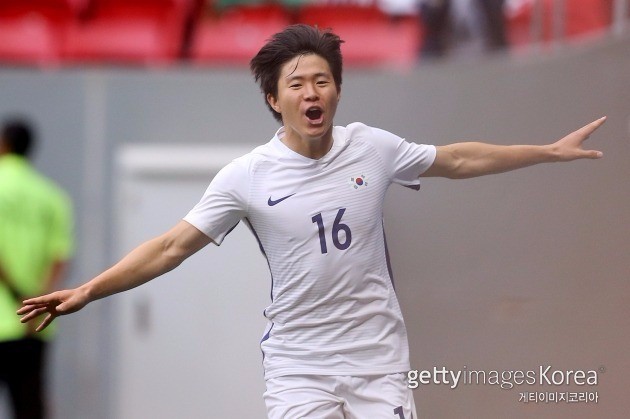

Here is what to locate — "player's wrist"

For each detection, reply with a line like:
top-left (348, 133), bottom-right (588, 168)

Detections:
top-left (542, 143), bottom-right (562, 162)
top-left (77, 283), bottom-right (96, 304)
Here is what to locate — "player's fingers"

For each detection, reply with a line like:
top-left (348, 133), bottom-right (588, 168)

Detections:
top-left (16, 304), bottom-right (43, 316)
top-left (577, 116), bottom-right (607, 137)
top-left (583, 149), bottom-right (604, 159)
top-left (19, 306), bottom-right (51, 323)
top-left (16, 304), bottom-right (34, 315)
top-left (16, 302), bottom-right (52, 315)
top-left (22, 294), bottom-right (57, 306)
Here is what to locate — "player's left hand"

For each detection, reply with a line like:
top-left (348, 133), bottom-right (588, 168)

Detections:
top-left (551, 117), bottom-right (605, 161)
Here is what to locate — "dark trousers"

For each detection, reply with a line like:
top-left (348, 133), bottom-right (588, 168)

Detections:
top-left (420, 0), bottom-right (508, 58)
top-left (0, 338), bottom-right (47, 419)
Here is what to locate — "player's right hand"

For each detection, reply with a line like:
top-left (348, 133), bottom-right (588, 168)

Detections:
top-left (17, 289), bottom-right (89, 332)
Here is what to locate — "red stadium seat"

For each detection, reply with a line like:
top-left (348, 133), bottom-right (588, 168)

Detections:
top-left (298, 3), bottom-right (388, 26)
top-left (190, 4), bottom-right (291, 66)
top-left (86, 0), bottom-right (192, 21)
top-left (0, 15), bottom-right (62, 65)
top-left (297, 4), bottom-right (421, 69)
top-left (554, 0), bottom-right (611, 39)
top-left (0, 0), bottom-right (88, 20)
top-left (0, 0), bottom-right (87, 66)
top-left (505, 0), bottom-right (533, 48)
top-left (62, 0), bottom-right (195, 65)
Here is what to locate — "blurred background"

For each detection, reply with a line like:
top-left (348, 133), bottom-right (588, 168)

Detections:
top-left (0, 0), bottom-right (628, 418)
top-left (0, 0), bottom-right (625, 68)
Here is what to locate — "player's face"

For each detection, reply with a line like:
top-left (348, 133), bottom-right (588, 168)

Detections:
top-left (267, 53), bottom-right (340, 154)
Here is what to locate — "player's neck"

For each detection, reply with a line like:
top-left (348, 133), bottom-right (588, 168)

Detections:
top-left (281, 127), bottom-right (334, 160)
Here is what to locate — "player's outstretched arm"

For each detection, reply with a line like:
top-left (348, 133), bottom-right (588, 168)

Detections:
top-left (421, 117), bottom-right (605, 179)
top-left (17, 220), bottom-right (212, 332)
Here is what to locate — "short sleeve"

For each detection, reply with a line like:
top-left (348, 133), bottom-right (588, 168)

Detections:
top-left (364, 125), bottom-right (436, 189)
top-left (183, 159), bottom-right (249, 245)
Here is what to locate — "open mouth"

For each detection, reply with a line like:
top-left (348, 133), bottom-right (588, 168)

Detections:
top-left (305, 107), bottom-right (323, 122)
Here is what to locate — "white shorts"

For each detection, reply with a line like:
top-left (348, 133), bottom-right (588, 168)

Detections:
top-left (264, 373), bottom-right (417, 419)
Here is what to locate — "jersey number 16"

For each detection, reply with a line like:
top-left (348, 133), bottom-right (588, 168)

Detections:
top-left (311, 208), bottom-right (352, 254)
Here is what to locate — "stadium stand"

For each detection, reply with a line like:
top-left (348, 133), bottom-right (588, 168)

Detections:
top-left (295, 3), bottom-right (421, 68)
top-left (0, 0), bottom-right (88, 66)
top-left (62, 0), bottom-right (196, 65)
top-left (507, 0), bottom-right (612, 48)
top-left (0, 0), bottom-right (620, 67)
top-left (190, 3), bottom-right (292, 66)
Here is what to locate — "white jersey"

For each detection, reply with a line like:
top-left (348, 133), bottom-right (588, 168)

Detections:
top-left (184, 123), bottom-right (436, 379)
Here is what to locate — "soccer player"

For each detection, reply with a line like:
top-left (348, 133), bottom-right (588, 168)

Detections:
top-left (18, 25), bottom-right (604, 418)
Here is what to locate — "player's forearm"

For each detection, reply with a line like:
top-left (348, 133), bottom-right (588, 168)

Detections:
top-left (439, 142), bottom-right (557, 179)
top-left (78, 235), bottom-right (185, 303)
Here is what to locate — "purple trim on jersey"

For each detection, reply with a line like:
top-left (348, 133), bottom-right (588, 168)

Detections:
top-left (382, 219), bottom-right (395, 290)
top-left (223, 220), bottom-right (241, 239)
top-left (403, 184), bottom-right (421, 191)
top-left (261, 323), bottom-right (274, 343)
top-left (242, 217), bottom-right (275, 364)
top-left (242, 217), bottom-right (266, 257)
top-left (260, 322), bottom-right (274, 361)
top-left (243, 217), bottom-right (274, 303)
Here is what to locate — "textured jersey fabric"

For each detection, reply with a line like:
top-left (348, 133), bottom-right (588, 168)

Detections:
top-left (184, 123), bottom-right (436, 379)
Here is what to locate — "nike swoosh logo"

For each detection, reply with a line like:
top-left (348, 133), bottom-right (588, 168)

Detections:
top-left (267, 193), bottom-right (296, 206)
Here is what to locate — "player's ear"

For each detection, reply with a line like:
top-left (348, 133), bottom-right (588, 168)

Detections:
top-left (267, 93), bottom-right (281, 114)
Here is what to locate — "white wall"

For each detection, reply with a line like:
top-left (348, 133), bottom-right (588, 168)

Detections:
top-left (113, 145), bottom-right (268, 418)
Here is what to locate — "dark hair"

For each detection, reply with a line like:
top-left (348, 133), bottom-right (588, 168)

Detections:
top-left (1, 119), bottom-right (34, 157)
top-left (250, 24), bottom-right (344, 123)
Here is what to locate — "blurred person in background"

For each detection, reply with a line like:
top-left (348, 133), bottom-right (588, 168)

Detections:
top-left (0, 119), bottom-right (74, 419)
top-left (420, 0), bottom-right (508, 58)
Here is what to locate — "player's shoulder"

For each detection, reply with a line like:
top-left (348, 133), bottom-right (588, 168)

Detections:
top-left (223, 140), bottom-right (277, 176)
top-left (341, 122), bottom-right (399, 139)
top-left (339, 122), bottom-right (403, 148)
top-left (342, 122), bottom-right (375, 139)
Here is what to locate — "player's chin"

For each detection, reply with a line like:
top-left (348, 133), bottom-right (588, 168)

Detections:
top-left (305, 115), bottom-right (332, 131)
top-left (304, 125), bottom-right (331, 141)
